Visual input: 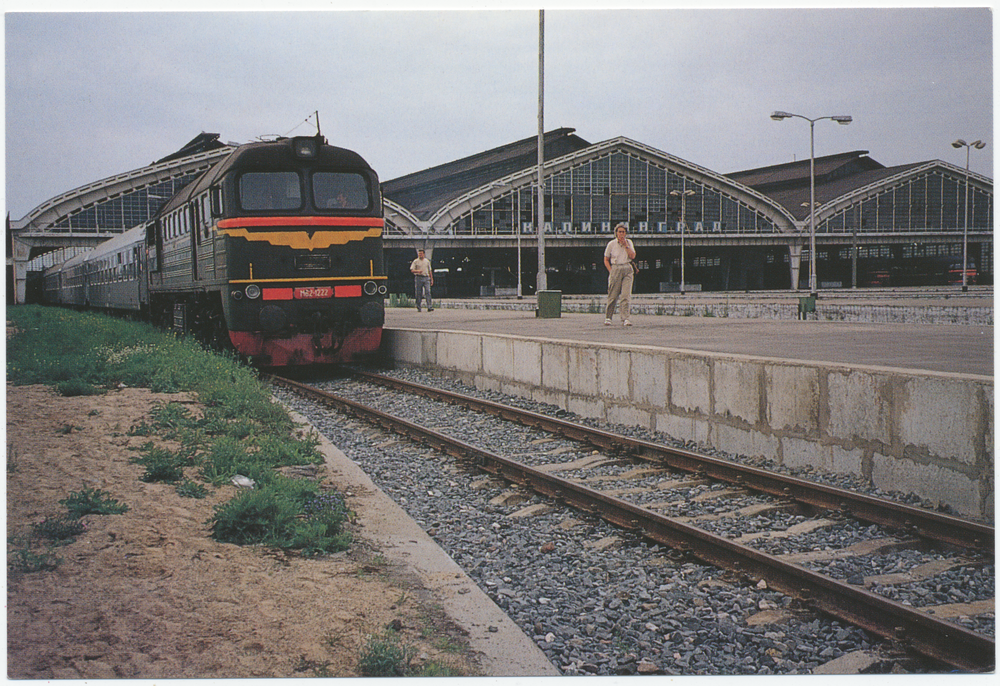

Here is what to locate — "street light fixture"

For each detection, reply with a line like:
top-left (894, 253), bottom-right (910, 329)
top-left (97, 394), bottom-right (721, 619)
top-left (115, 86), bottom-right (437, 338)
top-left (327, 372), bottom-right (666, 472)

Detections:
top-left (146, 193), bottom-right (167, 217)
top-left (771, 111), bottom-right (852, 297)
top-left (669, 188), bottom-right (696, 295)
top-left (951, 138), bottom-right (986, 292)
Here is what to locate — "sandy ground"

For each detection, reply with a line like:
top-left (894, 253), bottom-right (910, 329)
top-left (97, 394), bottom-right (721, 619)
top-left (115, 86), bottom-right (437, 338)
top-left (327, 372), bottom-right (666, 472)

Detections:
top-left (6, 383), bottom-right (481, 679)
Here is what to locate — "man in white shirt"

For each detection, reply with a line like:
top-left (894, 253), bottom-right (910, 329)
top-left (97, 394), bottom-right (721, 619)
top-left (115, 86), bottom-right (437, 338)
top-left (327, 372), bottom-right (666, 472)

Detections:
top-left (409, 249), bottom-right (434, 312)
top-left (603, 223), bottom-right (636, 326)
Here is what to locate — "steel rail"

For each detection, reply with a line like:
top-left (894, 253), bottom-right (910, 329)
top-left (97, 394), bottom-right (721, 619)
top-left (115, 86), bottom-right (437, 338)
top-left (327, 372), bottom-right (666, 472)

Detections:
top-left (353, 370), bottom-right (994, 554)
top-left (269, 374), bottom-right (995, 672)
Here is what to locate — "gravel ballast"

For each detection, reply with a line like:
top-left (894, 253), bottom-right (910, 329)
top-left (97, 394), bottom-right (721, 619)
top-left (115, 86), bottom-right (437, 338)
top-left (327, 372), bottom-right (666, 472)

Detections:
top-left (274, 368), bottom-right (990, 675)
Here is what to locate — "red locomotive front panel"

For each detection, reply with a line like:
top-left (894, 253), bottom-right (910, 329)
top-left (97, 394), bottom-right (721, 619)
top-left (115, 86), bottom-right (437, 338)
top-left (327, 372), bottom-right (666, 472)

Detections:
top-left (229, 327), bottom-right (382, 366)
top-left (219, 216), bottom-right (387, 366)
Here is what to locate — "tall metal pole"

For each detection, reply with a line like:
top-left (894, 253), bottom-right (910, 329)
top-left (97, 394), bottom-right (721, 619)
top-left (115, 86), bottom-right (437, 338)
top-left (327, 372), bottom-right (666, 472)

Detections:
top-left (680, 193), bottom-right (686, 295)
top-left (516, 189), bottom-right (523, 298)
top-left (962, 144), bottom-right (970, 292)
top-left (808, 120), bottom-right (817, 297)
top-left (770, 111), bottom-right (852, 297)
top-left (536, 9), bottom-right (546, 292)
top-left (670, 188), bottom-right (695, 295)
top-left (952, 138), bottom-right (986, 293)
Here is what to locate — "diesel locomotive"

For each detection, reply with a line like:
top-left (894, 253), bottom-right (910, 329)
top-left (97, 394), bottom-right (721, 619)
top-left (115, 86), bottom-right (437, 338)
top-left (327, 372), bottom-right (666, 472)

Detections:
top-left (43, 134), bottom-right (387, 366)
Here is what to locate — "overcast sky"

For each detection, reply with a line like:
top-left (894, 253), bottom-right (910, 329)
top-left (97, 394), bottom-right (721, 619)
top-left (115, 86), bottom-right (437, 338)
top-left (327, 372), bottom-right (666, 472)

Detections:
top-left (4, 2), bottom-right (993, 221)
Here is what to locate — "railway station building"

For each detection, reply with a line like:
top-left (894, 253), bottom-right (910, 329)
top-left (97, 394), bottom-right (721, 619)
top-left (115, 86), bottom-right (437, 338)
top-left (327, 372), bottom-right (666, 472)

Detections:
top-left (8, 127), bottom-right (993, 303)
top-left (381, 128), bottom-right (993, 297)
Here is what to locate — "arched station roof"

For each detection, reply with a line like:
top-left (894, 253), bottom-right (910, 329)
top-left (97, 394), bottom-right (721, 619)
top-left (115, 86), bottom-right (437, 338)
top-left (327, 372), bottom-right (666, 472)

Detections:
top-left (728, 151), bottom-right (993, 235)
top-left (13, 127), bottom-right (994, 246)
top-left (382, 129), bottom-right (799, 237)
top-left (12, 133), bottom-right (233, 235)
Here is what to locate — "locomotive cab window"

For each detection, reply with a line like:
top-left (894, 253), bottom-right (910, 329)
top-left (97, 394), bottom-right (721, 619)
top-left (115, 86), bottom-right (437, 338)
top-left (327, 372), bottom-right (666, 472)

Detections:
top-left (313, 172), bottom-right (370, 210)
top-left (239, 171), bottom-right (303, 211)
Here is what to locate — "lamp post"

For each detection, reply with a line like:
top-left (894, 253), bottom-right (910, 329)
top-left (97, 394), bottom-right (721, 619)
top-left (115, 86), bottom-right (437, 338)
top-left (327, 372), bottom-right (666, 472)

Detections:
top-left (771, 111), bottom-right (852, 297)
top-left (670, 188), bottom-right (696, 295)
top-left (536, 9), bottom-right (546, 293)
top-left (951, 138), bottom-right (986, 292)
top-left (146, 193), bottom-right (167, 222)
top-left (800, 200), bottom-right (821, 290)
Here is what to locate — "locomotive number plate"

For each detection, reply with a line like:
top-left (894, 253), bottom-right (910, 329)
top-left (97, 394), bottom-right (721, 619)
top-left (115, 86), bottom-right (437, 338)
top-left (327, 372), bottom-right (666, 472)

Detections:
top-left (295, 286), bottom-right (333, 299)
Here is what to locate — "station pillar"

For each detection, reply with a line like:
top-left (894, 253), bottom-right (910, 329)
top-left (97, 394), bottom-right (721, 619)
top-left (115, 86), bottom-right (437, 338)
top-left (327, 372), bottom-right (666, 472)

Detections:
top-left (788, 243), bottom-right (803, 291)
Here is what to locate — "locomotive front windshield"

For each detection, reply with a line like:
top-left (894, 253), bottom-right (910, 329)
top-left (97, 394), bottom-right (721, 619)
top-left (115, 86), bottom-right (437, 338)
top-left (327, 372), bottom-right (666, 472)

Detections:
top-left (238, 170), bottom-right (371, 212)
top-left (313, 172), bottom-right (370, 210)
top-left (240, 172), bottom-right (302, 211)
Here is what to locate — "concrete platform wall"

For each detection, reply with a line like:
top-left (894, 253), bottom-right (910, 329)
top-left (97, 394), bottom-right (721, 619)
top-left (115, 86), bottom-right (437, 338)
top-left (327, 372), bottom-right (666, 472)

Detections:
top-left (382, 328), bottom-right (994, 521)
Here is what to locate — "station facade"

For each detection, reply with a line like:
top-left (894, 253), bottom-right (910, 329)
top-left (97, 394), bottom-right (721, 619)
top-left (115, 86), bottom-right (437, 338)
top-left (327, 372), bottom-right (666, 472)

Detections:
top-left (381, 128), bottom-right (993, 297)
top-left (8, 127), bottom-right (993, 302)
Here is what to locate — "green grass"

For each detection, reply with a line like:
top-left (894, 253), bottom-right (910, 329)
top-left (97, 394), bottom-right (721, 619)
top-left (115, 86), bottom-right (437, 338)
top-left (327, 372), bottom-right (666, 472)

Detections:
top-left (59, 488), bottom-right (129, 518)
top-left (8, 306), bottom-right (251, 394)
top-left (357, 628), bottom-right (415, 677)
top-left (7, 305), bottom-right (352, 557)
top-left (7, 543), bottom-right (62, 574)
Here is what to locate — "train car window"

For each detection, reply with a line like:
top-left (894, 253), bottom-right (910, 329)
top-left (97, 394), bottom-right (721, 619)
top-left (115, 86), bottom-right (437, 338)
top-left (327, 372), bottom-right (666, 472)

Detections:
top-left (313, 172), bottom-right (370, 210)
top-left (201, 196), bottom-right (211, 237)
top-left (210, 186), bottom-right (224, 217)
top-left (239, 172), bottom-right (302, 211)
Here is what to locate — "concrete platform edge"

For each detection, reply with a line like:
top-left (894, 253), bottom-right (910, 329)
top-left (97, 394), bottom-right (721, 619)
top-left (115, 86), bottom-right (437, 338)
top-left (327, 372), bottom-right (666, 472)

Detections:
top-left (388, 325), bottom-right (993, 383)
top-left (282, 406), bottom-right (561, 677)
top-left (382, 325), bottom-right (994, 521)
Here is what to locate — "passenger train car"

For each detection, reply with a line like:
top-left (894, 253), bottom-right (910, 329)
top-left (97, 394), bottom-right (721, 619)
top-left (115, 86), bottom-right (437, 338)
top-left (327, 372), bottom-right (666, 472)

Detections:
top-left (43, 134), bottom-right (387, 366)
top-left (43, 225), bottom-right (147, 311)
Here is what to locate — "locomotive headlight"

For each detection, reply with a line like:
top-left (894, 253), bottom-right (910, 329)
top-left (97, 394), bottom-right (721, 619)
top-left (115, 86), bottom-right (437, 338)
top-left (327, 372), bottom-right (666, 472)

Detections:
top-left (231, 290), bottom-right (244, 300)
top-left (245, 284), bottom-right (261, 299)
top-left (293, 137), bottom-right (318, 158)
top-left (378, 284), bottom-right (388, 295)
top-left (364, 281), bottom-right (378, 296)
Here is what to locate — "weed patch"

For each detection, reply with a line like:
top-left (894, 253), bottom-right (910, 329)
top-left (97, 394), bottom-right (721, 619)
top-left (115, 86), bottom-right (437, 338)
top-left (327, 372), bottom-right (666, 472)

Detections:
top-left (32, 515), bottom-right (87, 544)
top-left (56, 379), bottom-right (105, 397)
top-left (357, 628), bottom-right (415, 676)
top-left (8, 306), bottom-right (354, 559)
top-left (209, 479), bottom-right (351, 555)
top-left (59, 488), bottom-right (129, 518)
top-left (8, 543), bottom-right (62, 574)
top-left (129, 442), bottom-right (190, 483)
top-left (175, 479), bottom-right (210, 499)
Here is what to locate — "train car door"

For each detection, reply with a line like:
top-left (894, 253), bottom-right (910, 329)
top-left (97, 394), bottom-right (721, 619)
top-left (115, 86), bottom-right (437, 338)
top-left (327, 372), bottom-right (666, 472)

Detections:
top-left (134, 244), bottom-right (148, 308)
top-left (146, 219), bottom-right (163, 286)
top-left (195, 194), bottom-right (215, 281)
top-left (189, 204), bottom-right (200, 281)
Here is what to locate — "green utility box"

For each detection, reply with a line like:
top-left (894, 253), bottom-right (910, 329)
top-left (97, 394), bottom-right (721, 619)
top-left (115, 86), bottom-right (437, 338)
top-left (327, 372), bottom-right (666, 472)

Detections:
top-left (536, 290), bottom-right (562, 318)
top-left (797, 296), bottom-right (816, 320)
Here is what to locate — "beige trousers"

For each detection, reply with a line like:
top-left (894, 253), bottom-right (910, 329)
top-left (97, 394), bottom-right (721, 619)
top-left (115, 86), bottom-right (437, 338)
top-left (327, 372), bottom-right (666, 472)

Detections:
top-left (605, 264), bottom-right (633, 320)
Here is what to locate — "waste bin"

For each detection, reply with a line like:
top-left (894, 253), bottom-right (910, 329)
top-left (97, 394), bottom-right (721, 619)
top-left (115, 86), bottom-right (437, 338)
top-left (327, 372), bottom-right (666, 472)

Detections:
top-left (797, 296), bottom-right (816, 320)
top-left (536, 290), bottom-right (562, 318)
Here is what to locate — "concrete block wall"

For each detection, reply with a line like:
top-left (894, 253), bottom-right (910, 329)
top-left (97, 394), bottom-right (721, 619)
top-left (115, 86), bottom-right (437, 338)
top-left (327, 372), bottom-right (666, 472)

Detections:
top-left (382, 328), bottom-right (994, 521)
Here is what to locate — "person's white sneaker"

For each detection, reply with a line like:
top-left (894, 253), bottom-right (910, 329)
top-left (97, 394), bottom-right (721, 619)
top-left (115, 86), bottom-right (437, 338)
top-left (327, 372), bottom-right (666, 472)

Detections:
top-left (604, 318), bottom-right (612, 326)
top-left (623, 319), bottom-right (632, 327)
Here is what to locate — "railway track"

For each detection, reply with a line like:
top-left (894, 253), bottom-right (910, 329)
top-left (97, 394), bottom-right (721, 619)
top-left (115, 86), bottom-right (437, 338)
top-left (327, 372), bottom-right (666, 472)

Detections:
top-left (268, 370), bottom-right (995, 673)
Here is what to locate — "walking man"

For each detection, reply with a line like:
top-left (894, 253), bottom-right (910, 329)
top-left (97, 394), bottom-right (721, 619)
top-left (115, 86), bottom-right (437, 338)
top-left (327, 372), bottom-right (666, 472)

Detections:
top-left (410, 249), bottom-right (434, 312)
top-left (603, 223), bottom-right (636, 326)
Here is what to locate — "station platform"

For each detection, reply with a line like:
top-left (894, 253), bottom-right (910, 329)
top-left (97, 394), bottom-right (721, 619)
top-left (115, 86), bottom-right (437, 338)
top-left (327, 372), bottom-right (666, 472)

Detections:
top-left (384, 295), bottom-right (993, 378)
